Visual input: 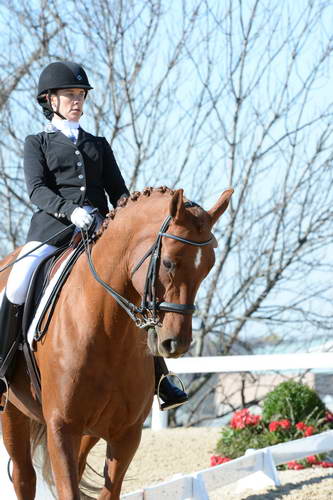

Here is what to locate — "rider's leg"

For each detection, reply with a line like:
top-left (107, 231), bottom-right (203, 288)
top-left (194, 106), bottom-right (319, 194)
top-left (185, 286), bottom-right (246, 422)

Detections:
top-left (6, 241), bottom-right (58, 306)
top-left (154, 356), bottom-right (188, 411)
top-left (0, 241), bottom-right (57, 408)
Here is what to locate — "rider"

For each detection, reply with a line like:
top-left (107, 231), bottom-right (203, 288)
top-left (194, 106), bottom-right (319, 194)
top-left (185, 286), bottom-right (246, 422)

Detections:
top-left (0, 61), bottom-right (188, 411)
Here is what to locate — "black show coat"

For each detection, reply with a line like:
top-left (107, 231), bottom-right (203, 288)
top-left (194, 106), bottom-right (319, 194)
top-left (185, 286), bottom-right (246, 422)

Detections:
top-left (24, 127), bottom-right (129, 247)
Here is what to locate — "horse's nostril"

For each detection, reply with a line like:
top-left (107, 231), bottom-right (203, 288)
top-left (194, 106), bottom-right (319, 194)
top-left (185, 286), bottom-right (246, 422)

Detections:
top-left (161, 339), bottom-right (178, 355)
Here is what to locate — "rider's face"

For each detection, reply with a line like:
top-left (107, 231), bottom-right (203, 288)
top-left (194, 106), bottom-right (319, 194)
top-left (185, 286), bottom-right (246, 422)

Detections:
top-left (50, 88), bottom-right (86, 121)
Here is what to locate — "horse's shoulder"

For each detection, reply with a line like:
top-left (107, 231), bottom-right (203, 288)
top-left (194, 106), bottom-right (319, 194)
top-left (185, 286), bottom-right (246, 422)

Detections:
top-left (1, 246), bottom-right (22, 265)
top-left (0, 246), bottom-right (22, 287)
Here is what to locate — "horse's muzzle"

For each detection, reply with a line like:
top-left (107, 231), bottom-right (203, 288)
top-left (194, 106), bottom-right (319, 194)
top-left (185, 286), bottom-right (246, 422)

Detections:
top-left (147, 326), bottom-right (190, 358)
top-left (159, 338), bottom-right (183, 358)
top-left (156, 329), bottom-right (190, 358)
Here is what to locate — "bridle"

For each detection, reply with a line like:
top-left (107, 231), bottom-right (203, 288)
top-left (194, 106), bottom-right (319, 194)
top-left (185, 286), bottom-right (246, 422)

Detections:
top-left (82, 202), bottom-right (213, 330)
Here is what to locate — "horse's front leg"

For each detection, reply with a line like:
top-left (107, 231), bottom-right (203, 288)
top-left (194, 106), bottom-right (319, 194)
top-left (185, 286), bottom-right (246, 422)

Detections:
top-left (46, 415), bottom-right (82, 500)
top-left (98, 425), bottom-right (142, 500)
top-left (1, 400), bottom-right (36, 500)
top-left (78, 435), bottom-right (100, 479)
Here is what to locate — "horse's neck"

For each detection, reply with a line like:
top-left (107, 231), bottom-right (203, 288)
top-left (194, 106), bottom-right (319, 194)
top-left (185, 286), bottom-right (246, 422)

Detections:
top-left (90, 221), bottom-right (139, 313)
top-left (92, 230), bottom-right (129, 292)
top-left (91, 198), bottom-right (167, 307)
top-left (77, 235), bottom-right (139, 358)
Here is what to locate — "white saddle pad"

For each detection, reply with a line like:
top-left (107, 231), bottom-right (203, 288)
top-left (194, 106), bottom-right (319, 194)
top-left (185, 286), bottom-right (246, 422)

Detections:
top-left (27, 252), bottom-right (73, 348)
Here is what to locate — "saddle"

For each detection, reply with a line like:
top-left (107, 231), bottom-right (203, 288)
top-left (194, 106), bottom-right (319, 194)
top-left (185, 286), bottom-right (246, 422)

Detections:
top-left (20, 238), bottom-right (87, 401)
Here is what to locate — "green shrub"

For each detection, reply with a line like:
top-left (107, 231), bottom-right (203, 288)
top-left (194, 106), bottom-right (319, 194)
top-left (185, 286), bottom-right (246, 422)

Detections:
top-left (214, 382), bottom-right (333, 465)
top-left (262, 380), bottom-right (326, 424)
top-left (216, 424), bottom-right (275, 459)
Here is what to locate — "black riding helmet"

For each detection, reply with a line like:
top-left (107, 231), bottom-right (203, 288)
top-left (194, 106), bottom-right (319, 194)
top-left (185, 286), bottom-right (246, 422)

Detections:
top-left (37, 61), bottom-right (93, 120)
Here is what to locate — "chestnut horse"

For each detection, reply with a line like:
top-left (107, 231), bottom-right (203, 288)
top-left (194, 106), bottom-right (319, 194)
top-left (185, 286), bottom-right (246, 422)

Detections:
top-left (0, 186), bottom-right (233, 499)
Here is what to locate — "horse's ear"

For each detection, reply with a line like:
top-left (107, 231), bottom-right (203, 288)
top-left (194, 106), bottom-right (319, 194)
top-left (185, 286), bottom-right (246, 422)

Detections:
top-left (208, 188), bottom-right (234, 226)
top-left (169, 189), bottom-right (186, 223)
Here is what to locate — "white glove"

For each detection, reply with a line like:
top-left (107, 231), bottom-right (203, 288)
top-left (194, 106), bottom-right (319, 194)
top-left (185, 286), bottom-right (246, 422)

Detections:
top-left (70, 207), bottom-right (93, 230)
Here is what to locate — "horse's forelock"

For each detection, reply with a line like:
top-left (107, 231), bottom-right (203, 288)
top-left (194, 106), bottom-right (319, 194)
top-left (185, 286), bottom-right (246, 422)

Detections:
top-left (174, 201), bottom-right (211, 234)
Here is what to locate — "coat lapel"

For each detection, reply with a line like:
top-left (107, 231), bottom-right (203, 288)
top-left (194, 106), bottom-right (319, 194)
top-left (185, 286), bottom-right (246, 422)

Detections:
top-left (46, 126), bottom-right (98, 149)
top-left (76, 127), bottom-right (97, 148)
top-left (48, 129), bottom-right (78, 149)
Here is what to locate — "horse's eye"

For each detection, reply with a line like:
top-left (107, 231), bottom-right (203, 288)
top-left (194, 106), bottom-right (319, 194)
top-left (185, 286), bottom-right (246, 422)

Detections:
top-left (162, 259), bottom-right (175, 271)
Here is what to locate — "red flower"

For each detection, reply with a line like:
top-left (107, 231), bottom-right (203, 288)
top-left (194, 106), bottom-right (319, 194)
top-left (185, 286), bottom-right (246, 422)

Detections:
top-left (230, 409), bottom-right (261, 429)
top-left (230, 409), bottom-right (248, 429)
top-left (279, 419), bottom-right (291, 430)
top-left (248, 414), bottom-right (262, 426)
top-left (269, 419), bottom-right (291, 432)
top-left (319, 461), bottom-right (333, 468)
top-left (269, 421), bottom-right (279, 432)
top-left (210, 455), bottom-right (231, 466)
top-left (304, 426), bottom-right (315, 437)
top-left (287, 461), bottom-right (305, 470)
top-left (296, 422), bottom-right (316, 437)
top-left (306, 455), bottom-right (319, 465)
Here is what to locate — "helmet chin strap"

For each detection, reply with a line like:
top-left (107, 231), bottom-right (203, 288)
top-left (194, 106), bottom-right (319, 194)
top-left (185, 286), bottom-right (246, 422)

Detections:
top-left (54, 110), bottom-right (67, 120)
top-left (48, 90), bottom-right (66, 120)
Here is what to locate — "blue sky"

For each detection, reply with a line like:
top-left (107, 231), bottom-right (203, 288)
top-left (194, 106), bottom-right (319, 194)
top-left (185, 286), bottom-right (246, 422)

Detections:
top-left (0, 0), bottom-right (332, 353)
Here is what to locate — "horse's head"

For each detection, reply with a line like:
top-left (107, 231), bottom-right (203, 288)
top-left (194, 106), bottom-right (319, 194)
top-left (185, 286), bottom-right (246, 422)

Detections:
top-left (129, 187), bottom-right (233, 358)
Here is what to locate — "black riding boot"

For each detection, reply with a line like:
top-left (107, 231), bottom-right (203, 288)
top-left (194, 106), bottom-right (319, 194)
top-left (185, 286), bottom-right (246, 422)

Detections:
top-left (154, 356), bottom-right (188, 411)
top-left (0, 295), bottom-right (23, 410)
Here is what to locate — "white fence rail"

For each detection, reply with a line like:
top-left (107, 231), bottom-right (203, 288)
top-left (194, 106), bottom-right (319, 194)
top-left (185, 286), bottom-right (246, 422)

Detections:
top-left (153, 352), bottom-right (333, 430)
top-left (166, 352), bottom-right (333, 373)
top-left (122, 430), bottom-right (333, 499)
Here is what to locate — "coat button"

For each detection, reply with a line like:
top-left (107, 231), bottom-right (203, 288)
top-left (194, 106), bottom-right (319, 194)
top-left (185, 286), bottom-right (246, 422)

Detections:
top-left (77, 161), bottom-right (82, 166)
top-left (80, 186), bottom-right (86, 191)
top-left (78, 174), bottom-right (84, 179)
top-left (75, 150), bottom-right (80, 155)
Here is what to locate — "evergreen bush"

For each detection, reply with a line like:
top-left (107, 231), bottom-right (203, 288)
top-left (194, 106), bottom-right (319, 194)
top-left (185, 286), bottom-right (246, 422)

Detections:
top-left (262, 380), bottom-right (326, 424)
top-left (214, 380), bottom-right (333, 469)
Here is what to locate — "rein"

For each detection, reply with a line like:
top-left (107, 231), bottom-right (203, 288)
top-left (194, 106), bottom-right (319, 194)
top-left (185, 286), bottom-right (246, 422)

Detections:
top-left (82, 202), bottom-right (213, 330)
top-left (0, 224), bottom-right (76, 274)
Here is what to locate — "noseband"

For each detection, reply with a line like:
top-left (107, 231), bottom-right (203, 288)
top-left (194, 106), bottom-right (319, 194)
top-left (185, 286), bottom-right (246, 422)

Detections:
top-left (83, 201), bottom-right (213, 330)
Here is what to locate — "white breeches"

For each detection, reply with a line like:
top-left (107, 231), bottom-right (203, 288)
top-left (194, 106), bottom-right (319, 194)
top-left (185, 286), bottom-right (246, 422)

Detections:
top-left (6, 241), bottom-right (57, 305)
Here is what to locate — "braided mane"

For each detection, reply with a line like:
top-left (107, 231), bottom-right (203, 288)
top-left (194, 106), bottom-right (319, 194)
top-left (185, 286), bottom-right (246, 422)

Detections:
top-left (94, 186), bottom-right (175, 240)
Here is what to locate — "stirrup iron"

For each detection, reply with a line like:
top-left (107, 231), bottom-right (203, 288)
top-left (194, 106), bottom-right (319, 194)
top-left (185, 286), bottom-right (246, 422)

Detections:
top-left (156, 371), bottom-right (186, 411)
top-left (0, 377), bottom-right (9, 412)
